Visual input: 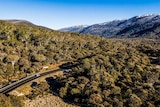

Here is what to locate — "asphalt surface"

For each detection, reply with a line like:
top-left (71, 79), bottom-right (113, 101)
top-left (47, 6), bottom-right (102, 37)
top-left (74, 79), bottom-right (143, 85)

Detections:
top-left (0, 68), bottom-right (61, 94)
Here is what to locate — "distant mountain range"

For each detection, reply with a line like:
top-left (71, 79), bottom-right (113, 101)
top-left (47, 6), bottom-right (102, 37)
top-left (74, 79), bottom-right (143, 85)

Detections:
top-left (60, 25), bottom-right (88, 32)
top-left (59, 14), bottom-right (160, 39)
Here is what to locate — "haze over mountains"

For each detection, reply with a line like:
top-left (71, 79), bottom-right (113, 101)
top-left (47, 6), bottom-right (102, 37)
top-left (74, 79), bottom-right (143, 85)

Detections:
top-left (59, 14), bottom-right (160, 39)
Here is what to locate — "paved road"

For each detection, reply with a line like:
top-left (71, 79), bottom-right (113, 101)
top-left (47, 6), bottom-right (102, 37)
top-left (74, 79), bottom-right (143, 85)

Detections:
top-left (0, 68), bottom-right (61, 94)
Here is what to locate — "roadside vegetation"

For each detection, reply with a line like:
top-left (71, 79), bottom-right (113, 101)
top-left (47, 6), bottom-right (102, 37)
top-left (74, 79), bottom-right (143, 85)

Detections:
top-left (0, 20), bottom-right (159, 107)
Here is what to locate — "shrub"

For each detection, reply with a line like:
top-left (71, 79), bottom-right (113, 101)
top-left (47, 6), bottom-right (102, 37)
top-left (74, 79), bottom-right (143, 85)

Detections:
top-left (0, 94), bottom-right (12, 107)
top-left (89, 93), bottom-right (103, 105)
top-left (59, 87), bottom-right (67, 98)
top-left (129, 94), bottom-right (142, 107)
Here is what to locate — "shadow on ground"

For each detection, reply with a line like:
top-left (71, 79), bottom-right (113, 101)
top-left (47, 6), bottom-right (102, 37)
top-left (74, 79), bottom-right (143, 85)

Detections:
top-left (45, 77), bottom-right (62, 96)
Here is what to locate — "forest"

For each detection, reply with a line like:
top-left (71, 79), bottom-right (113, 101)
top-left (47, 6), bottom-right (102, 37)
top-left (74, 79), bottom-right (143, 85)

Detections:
top-left (0, 20), bottom-right (159, 107)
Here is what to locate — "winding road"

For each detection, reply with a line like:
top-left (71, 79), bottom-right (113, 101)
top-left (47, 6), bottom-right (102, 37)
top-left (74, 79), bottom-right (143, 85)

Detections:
top-left (0, 68), bottom-right (62, 94)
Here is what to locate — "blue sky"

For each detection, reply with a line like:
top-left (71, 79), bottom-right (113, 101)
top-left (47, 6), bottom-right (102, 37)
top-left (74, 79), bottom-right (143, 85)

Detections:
top-left (0, 0), bottom-right (160, 29)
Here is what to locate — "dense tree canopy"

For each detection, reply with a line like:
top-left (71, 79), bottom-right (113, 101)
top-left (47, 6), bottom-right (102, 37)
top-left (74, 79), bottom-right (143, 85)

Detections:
top-left (0, 20), bottom-right (159, 107)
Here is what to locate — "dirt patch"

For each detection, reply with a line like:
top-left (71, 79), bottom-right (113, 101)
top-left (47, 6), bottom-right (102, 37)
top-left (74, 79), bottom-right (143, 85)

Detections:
top-left (24, 94), bottom-right (79, 107)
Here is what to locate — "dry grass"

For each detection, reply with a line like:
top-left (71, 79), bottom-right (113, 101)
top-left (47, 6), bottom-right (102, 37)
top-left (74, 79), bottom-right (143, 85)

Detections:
top-left (24, 94), bottom-right (79, 107)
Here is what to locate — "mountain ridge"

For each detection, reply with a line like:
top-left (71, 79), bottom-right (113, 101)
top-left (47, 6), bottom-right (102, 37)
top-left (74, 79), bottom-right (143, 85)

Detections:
top-left (2, 19), bottom-right (53, 30)
top-left (59, 25), bottom-right (88, 32)
top-left (59, 14), bottom-right (160, 39)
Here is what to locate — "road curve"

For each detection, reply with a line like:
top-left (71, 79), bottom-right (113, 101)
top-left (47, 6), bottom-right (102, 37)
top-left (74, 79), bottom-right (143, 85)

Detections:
top-left (0, 68), bottom-right (61, 94)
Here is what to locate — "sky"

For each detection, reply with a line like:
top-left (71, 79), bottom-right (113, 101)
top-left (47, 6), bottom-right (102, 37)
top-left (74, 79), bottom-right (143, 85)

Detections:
top-left (0, 0), bottom-right (160, 29)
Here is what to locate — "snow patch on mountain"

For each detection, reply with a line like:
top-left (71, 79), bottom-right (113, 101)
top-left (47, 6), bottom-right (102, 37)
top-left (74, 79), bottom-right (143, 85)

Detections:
top-left (59, 14), bottom-right (160, 39)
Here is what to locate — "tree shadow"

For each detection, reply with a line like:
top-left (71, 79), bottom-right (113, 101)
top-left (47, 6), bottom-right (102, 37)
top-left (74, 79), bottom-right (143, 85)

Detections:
top-left (59, 54), bottom-right (97, 69)
top-left (31, 82), bottom-right (38, 88)
top-left (45, 77), bottom-right (62, 96)
top-left (45, 76), bottom-right (79, 105)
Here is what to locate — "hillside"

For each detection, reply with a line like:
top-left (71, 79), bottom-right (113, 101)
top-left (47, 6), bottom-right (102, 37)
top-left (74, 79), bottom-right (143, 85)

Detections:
top-left (0, 20), bottom-right (160, 107)
top-left (60, 14), bottom-right (160, 39)
top-left (3, 19), bottom-right (52, 30)
top-left (4, 20), bottom-right (36, 26)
